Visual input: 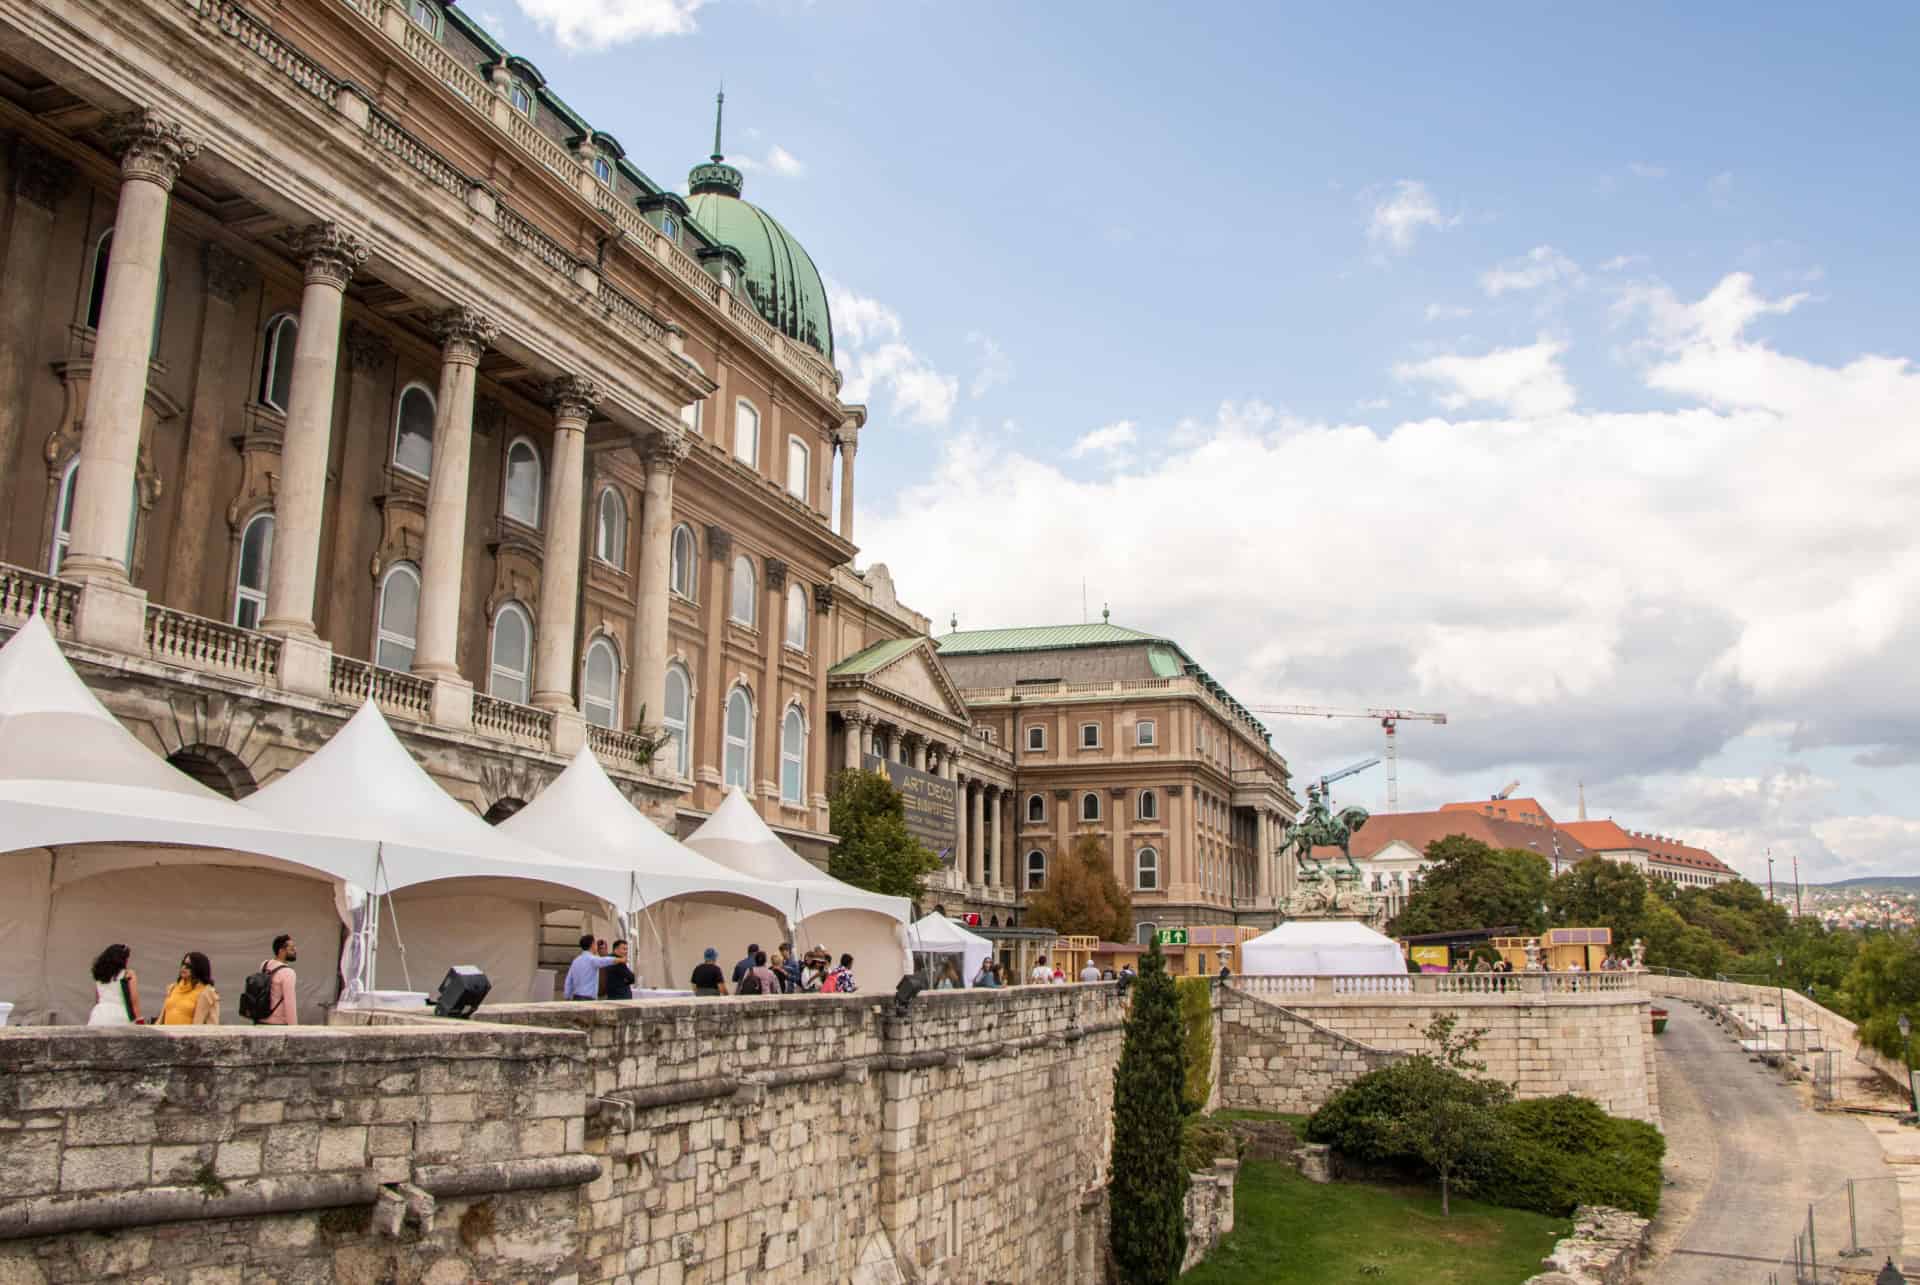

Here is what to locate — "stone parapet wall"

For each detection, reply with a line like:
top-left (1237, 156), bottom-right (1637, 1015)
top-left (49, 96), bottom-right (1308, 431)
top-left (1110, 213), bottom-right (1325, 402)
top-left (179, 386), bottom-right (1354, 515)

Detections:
top-left (1179, 1160), bottom-right (1238, 1274)
top-left (1217, 984), bottom-right (1659, 1124)
top-left (1644, 974), bottom-right (1906, 1089)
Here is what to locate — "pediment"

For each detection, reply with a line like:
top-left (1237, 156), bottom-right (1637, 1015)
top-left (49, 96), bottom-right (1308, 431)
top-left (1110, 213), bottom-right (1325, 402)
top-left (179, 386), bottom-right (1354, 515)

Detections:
top-left (869, 640), bottom-right (971, 724)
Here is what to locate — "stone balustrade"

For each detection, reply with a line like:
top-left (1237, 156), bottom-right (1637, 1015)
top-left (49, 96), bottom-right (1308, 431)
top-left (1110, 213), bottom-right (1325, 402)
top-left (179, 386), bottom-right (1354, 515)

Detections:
top-left (471, 692), bottom-right (554, 749)
top-left (0, 565), bottom-right (76, 636)
top-left (144, 603), bottom-right (282, 683)
top-left (328, 652), bottom-right (434, 722)
top-left (1233, 970), bottom-right (1646, 1001)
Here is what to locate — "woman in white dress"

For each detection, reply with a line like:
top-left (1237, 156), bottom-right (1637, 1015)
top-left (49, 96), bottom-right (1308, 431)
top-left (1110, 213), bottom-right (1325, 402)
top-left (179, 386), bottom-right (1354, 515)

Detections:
top-left (86, 943), bottom-right (140, 1026)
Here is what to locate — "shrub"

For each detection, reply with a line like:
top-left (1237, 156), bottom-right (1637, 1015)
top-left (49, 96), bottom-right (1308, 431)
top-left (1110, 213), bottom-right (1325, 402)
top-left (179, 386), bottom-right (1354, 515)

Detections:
top-left (1177, 978), bottom-right (1214, 1114)
top-left (1181, 1114), bottom-right (1236, 1175)
top-left (1302, 1057), bottom-right (1507, 1162)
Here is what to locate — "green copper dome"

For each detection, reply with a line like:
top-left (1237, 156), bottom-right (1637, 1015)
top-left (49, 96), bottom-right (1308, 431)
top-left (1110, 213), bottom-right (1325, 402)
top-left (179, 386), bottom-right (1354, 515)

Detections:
top-left (687, 93), bottom-right (833, 360)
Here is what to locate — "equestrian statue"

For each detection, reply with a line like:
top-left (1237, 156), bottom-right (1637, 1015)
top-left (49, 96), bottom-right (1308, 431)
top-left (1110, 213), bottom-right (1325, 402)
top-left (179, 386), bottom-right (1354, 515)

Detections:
top-left (1282, 783), bottom-right (1371, 887)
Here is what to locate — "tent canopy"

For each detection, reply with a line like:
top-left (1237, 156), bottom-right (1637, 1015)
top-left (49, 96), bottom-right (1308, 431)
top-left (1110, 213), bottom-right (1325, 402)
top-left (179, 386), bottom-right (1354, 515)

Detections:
top-left (0, 615), bottom-right (376, 882)
top-left (684, 788), bottom-right (911, 923)
top-left (1239, 919), bottom-right (1407, 976)
top-left (907, 913), bottom-right (993, 986)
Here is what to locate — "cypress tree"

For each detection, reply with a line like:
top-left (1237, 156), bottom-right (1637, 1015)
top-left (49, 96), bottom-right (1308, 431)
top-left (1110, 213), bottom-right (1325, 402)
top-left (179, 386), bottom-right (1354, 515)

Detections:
top-left (1107, 935), bottom-right (1188, 1283)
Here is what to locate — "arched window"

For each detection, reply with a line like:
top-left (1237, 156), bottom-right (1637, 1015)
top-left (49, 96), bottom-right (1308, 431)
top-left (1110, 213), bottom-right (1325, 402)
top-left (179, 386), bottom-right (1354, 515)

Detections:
top-left (594, 487), bottom-right (627, 568)
top-left (663, 662), bottom-right (692, 778)
top-left (785, 582), bottom-right (808, 650)
top-left (408, 0), bottom-right (439, 33)
top-left (375, 563), bottom-right (420, 670)
top-left (593, 156), bottom-right (613, 185)
top-left (670, 524), bottom-right (697, 598)
top-left (581, 636), bottom-right (619, 729)
top-left (1136, 847), bottom-right (1159, 891)
top-left (488, 601), bottom-right (533, 704)
top-left (730, 554), bottom-right (756, 626)
top-left (733, 398), bottom-right (759, 467)
top-left (48, 461), bottom-right (137, 573)
top-left (1135, 920), bottom-right (1157, 947)
top-left (780, 706), bottom-right (805, 804)
top-left (1138, 790), bottom-right (1158, 821)
top-left (1026, 794), bottom-right (1045, 824)
top-left (259, 314), bottom-right (298, 412)
top-left (508, 82), bottom-right (534, 118)
top-left (393, 384), bottom-right (436, 478)
top-left (663, 215), bottom-right (678, 242)
top-left (1081, 791), bottom-right (1100, 822)
top-left (786, 436), bottom-right (810, 502)
top-left (724, 687), bottom-right (753, 789)
top-left (1026, 850), bottom-right (1046, 891)
top-left (232, 514), bottom-right (274, 629)
top-left (503, 437), bottom-right (542, 528)
top-left (85, 229), bottom-right (166, 358)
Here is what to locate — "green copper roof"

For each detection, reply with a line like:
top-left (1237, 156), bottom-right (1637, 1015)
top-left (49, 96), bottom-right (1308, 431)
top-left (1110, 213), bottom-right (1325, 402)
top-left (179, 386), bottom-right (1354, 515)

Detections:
top-left (1147, 644), bottom-right (1186, 678)
top-left (933, 623), bottom-right (1167, 655)
top-left (830, 636), bottom-right (923, 677)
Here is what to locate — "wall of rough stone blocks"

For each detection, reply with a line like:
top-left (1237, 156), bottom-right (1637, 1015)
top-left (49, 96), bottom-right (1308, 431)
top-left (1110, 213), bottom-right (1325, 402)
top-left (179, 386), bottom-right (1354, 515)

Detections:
top-left (1179, 1160), bottom-right (1238, 1274)
top-left (1216, 986), bottom-right (1659, 1124)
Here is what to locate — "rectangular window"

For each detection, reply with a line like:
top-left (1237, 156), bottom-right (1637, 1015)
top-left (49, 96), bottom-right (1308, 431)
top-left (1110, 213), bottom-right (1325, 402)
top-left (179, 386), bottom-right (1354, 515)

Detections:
top-left (1026, 725), bottom-right (1045, 752)
top-left (682, 397), bottom-right (703, 435)
top-left (786, 437), bottom-right (810, 502)
top-left (409, 0), bottom-right (439, 34)
top-left (733, 400), bottom-right (760, 468)
top-left (1136, 719), bottom-right (1156, 746)
top-left (1080, 722), bottom-right (1100, 749)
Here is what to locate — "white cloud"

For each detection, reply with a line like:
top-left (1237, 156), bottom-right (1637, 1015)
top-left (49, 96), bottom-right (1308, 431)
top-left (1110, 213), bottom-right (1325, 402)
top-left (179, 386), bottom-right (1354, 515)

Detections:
top-left (1600, 254), bottom-right (1646, 273)
top-left (828, 283), bottom-right (958, 428)
top-left (1480, 246), bottom-right (1584, 296)
top-left (767, 145), bottom-right (805, 177)
top-left (1394, 336), bottom-right (1576, 417)
top-left (480, 9), bottom-right (507, 35)
top-left (511, 0), bottom-right (703, 48)
top-left (1628, 162), bottom-right (1667, 179)
top-left (1069, 420), bottom-right (1136, 459)
top-left (1352, 397), bottom-right (1391, 412)
top-left (1367, 180), bottom-right (1456, 254)
top-left (967, 332), bottom-right (1013, 398)
top-left (1425, 303), bottom-right (1473, 322)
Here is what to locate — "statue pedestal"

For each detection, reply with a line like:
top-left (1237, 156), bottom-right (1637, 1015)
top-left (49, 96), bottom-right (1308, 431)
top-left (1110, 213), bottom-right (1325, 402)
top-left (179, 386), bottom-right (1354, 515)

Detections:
top-left (1281, 881), bottom-right (1383, 927)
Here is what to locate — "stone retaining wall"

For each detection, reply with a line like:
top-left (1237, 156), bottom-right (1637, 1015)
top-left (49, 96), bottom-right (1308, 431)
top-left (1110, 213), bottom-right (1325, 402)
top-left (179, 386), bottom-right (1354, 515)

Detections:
top-left (1643, 974), bottom-right (1907, 1088)
top-left (1179, 1160), bottom-right (1238, 1275)
top-left (1521, 1205), bottom-right (1651, 1284)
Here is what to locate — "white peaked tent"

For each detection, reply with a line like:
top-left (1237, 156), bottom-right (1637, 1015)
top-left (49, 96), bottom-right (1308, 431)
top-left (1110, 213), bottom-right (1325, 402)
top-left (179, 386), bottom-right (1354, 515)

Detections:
top-left (685, 788), bottom-right (912, 982)
top-left (1239, 919), bottom-right (1407, 976)
top-left (0, 614), bottom-right (379, 1024)
top-left (242, 701), bottom-right (633, 1004)
top-left (906, 913), bottom-right (993, 987)
top-left (499, 746), bottom-right (791, 990)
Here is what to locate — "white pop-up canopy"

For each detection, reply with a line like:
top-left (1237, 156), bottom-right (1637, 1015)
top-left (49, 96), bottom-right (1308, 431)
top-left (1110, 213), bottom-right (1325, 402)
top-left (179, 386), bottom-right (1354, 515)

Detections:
top-left (906, 913), bottom-right (993, 986)
top-left (1239, 919), bottom-right (1407, 976)
top-left (685, 788), bottom-right (911, 981)
top-left (242, 701), bottom-right (636, 1002)
top-left (0, 614), bottom-right (378, 1023)
top-left (498, 745), bottom-right (790, 989)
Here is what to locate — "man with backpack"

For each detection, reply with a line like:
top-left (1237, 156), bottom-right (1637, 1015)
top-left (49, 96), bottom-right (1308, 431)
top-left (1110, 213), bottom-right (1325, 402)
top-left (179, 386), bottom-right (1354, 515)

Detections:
top-left (241, 934), bottom-right (297, 1025)
top-left (739, 950), bottom-right (781, 998)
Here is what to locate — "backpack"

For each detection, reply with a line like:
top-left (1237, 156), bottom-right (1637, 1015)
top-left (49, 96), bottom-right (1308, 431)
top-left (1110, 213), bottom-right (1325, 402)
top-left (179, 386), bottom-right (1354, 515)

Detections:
top-left (738, 970), bottom-right (765, 996)
top-left (239, 963), bottom-right (278, 1023)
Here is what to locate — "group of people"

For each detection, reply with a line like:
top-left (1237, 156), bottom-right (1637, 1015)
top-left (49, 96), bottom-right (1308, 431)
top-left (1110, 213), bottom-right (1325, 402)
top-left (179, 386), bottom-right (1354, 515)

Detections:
top-left (561, 935), bottom-right (640, 1001)
top-left (565, 937), bottom-right (859, 1000)
top-left (86, 934), bottom-right (299, 1026)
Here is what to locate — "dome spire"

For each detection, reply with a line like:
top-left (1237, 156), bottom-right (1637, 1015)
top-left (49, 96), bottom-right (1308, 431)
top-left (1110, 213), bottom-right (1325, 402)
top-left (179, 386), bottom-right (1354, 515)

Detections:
top-left (689, 84), bottom-right (743, 198)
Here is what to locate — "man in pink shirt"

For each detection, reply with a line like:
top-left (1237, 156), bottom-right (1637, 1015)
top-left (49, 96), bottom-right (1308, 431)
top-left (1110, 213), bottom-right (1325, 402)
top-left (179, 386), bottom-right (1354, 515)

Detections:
top-left (261, 934), bottom-right (298, 1025)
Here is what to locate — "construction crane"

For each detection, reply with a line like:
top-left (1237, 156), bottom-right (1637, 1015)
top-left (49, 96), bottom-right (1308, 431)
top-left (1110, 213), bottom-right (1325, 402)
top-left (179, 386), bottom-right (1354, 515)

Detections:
top-left (1315, 757), bottom-right (1381, 804)
top-left (1494, 780), bottom-right (1520, 801)
top-left (1251, 705), bottom-right (1450, 813)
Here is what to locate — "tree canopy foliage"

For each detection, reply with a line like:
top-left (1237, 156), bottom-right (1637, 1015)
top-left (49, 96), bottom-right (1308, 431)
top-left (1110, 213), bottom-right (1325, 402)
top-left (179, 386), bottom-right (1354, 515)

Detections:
top-left (827, 769), bottom-right (942, 901)
top-left (1386, 836), bottom-right (1551, 937)
top-left (1025, 833), bottom-right (1133, 943)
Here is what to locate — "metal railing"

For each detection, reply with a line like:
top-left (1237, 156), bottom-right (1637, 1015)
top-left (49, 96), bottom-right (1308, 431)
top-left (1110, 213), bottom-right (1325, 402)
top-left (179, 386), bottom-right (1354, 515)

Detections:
top-left (144, 604), bottom-right (281, 682)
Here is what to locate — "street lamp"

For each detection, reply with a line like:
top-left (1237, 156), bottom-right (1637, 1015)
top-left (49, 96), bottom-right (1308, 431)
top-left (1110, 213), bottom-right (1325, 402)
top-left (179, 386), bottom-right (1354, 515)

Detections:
top-left (1776, 953), bottom-right (1788, 1028)
top-left (1901, 1014), bottom-right (1917, 1116)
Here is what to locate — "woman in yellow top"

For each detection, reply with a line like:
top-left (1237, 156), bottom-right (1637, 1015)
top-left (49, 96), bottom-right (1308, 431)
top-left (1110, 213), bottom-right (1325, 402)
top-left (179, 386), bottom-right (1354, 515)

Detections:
top-left (157, 952), bottom-right (221, 1025)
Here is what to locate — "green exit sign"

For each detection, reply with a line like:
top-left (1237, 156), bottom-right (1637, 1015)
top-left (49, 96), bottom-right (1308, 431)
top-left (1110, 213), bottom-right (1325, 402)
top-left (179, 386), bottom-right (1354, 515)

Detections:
top-left (1157, 929), bottom-right (1189, 946)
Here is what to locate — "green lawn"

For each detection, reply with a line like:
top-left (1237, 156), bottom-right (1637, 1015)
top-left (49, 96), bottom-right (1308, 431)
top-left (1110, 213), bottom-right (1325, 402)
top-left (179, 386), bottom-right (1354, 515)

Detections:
top-left (1182, 1160), bottom-right (1568, 1285)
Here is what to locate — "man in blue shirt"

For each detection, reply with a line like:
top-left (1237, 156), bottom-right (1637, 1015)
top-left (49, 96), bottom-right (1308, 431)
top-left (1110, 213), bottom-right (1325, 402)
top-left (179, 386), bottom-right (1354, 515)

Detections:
top-left (732, 943), bottom-right (761, 987)
top-left (563, 934), bottom-right (619, 1000)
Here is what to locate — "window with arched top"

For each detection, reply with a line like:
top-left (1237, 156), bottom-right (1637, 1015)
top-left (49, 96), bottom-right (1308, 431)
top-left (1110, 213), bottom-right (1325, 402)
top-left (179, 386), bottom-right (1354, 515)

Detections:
top-left (1081, 792), bottom-right (1101, 822)
top-left (733, 399), bottom-right (760, 467)
top-left (594, 487), bottom-right (627, 569)
top-left (1135, 847), bottom-right (1159, 891)
top-left (48, 461), bottom-right (137, 574)
top-left (786, 437), bottom-right (810, 502)
top-left (1026, 794), bottom-right (1045, 824)
top-left (670, 524), bottom-right (696, 598)
top-left (1135, 920), bottom-right (1157, 947)
top-left (488, 601), bottom-right (533, 704)
top-left (393, 384), bottom-right (436, 479)
top-left (1138, 790), bottom-right (1158, 821)
top-left (503, 437), bottom-right (542, 528)
top-left (593, 156), bottom-right (613, 185)
top-left (232, 514), bottom-right (274, 629)
top-left (408, 0), bottom-right (439, 33)
top-left (375, 562), bottom-right (420, 671)
top-left (664, 662), bottom-right (692, 778)
top-left (508, 82), bottom-right (534, 118)
top-left (1026, 850), bottom-right (1046, 891)
top-left (730, 555), bottom-right (756, 626)
top-left (259, 314), bottom-right (298, 412)
top-left (724, 687), bottom-right (753, 789)
top-left (785, 583), bottom-right (808, 650)
top-left (581, 636), bottom-right (619, 730)
top-left (780, 706), bottom-right (806, 804)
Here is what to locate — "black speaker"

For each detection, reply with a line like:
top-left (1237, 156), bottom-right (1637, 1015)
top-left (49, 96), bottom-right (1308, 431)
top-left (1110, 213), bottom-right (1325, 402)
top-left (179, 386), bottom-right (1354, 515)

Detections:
top-left (433, 966), bottom-right (491, 1018)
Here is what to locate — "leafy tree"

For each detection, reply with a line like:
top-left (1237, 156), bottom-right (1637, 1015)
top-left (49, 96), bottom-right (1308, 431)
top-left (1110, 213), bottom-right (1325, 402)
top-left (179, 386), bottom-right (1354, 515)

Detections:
top-left (1638, 898), bottom-right (1723, 978)
top-left (1839, 931), bottom-right (1920, 1064)
top-left (1386, 1065), bottom-right (1507, 1216)
top-left (1423, 1014), bottom-right (1490, 1073)
top-left (1547, 857), bottom-right (1649, 943)
top-left (827, 769), bottom-right (941, 901)
top-left (1026, 833), bottom-right (1133, 943)
top-left (1387, 836), bottom-right (1551, 937)
top-left (1108, 936), bottom-right (1188, 1283)
top-left (1177, 978), bottom-right (1213, 1115)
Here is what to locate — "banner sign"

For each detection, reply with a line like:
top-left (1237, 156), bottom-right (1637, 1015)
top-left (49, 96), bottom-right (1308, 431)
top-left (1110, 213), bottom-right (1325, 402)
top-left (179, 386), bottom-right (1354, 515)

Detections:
top-left (1156, 928), bottom-right (1190, 946)
top-left (1410, 945), bottom-right (1449, 973)
top-left (863, 754), bottom-right (959, 863)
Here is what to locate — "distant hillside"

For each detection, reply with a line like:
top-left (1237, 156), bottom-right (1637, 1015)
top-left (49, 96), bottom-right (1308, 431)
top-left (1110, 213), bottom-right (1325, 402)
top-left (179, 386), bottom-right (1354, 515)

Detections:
top-left (1811, 876), bottom-right (1920, 892)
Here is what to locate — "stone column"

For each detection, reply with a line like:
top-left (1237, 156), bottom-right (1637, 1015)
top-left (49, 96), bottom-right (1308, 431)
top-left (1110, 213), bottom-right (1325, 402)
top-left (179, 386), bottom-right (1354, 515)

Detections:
top-left (328, 323), bottom-right (394, 651)
top-left (989, 789), bottom-right (1004, 890)
top-left (911, 735), bottom-right (928, 772)
top-left (859, 716), bottom-right (875, 760)
top-left (811, 582), bottom-right (833, 811)
top-left (0, 140), bottom-right (73, 500)
top-left (66, 113), bottom-right (196, 651)
top-left (627, 430), bottom-right (690, 731)
top-left (531, 380), bottom-right (600, 755)
top-left (953, 769), bottom-right (969, 885)
top-left (842, 712), bottom-right (864, 771)
top-left (411, 307), bottom-right (496, 722)
top-left (760, 558), bottom-right (786, 801)
top-left (698, 525), bottom-right (732, 786)
top-left (968, 779), bottom-right (985, 888)
top-left (836, 423), bottom-right (859, 542)
top-left (262, 225), bottom-right (369, 697)
top-left (163, 243), bottom-right (253, 614)
top-left (1255, 810), bottom-right (1273, 903)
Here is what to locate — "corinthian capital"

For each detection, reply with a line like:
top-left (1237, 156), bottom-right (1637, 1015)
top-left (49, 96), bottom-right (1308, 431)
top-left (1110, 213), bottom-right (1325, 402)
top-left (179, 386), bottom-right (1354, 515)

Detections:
top-left (812, 582), bottom-right (836, 615)
top-left (432, 305), bottom-right (498, 365)
top-left (106, 110), bottom-right (198, 190)
top-left (642, 430), bottom-right (694, 477)
top-left (344, 320), bottom-right (393, 374)
top-left (10, 138), bottom-right (75, 212)
top-left (290, 222), bottom-right (371, 290)
top-left (764, 557), bottom-right (788, 590)
top-left (544, 375), bottom-right (601, 425)
top-left (835, 421), bottom-right (861, 454)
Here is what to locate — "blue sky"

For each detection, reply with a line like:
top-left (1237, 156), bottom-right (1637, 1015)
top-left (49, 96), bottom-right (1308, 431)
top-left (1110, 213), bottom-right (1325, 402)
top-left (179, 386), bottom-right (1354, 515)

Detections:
top-left (484, 1), bottom-right (1920, 883)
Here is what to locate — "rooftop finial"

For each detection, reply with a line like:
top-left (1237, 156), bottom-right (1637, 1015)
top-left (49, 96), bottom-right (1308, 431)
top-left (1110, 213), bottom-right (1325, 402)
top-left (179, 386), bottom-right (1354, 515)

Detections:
top-left (712, 86), bottom-right (725, 162)
top-left (950, 613), bottom-right (958, 631)
top-left (1102, 603), bottom-right (1111, 624)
